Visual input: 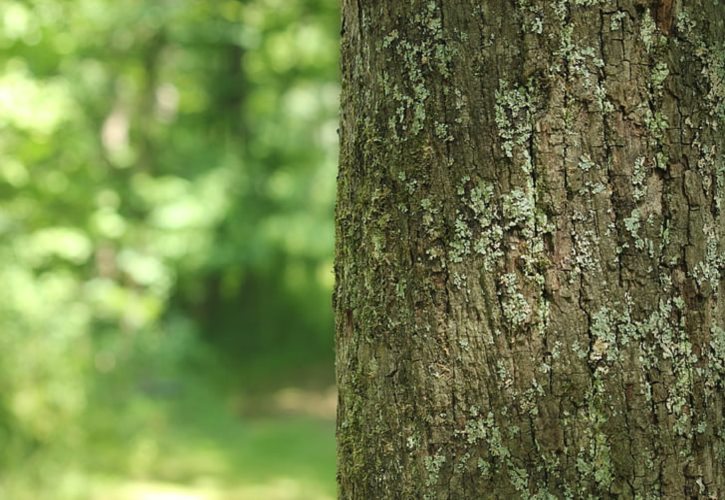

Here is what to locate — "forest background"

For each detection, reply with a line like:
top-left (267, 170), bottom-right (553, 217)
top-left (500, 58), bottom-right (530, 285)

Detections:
top-left (0, 0), bottom-right (339, 498)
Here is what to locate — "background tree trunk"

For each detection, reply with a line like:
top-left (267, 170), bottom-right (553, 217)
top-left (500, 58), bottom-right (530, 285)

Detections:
top-left (335, 1), bottom-right (724, 497)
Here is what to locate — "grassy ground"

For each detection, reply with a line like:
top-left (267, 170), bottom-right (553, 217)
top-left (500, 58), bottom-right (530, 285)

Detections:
top-left (93, 414), bottom-right (336, 499)
top-left (2, 374), bottom-right (336, 500)
top-left (92, 381), bottom-right (337, 500)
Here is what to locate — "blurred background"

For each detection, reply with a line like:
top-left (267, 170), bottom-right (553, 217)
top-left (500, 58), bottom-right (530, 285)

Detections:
top-left (0, 0), bottom-right (339, 498)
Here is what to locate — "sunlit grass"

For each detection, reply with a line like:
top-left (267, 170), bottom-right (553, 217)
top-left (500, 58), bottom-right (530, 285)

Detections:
top-left (96, 476), bottom-right (332, 500)
top-left (1, 377), bottom-right (336, 500)
top-left (88, 381), bottom-right (337, 500)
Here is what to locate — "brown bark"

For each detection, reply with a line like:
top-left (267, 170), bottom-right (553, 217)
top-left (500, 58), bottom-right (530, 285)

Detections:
top-left (335, 1), bottom-right (724, 498)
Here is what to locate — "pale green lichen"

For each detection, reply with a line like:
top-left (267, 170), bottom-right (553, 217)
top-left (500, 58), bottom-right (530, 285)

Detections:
top-left (449, 214), bottom-right (472, 263)
top-left (643, 108), bottom-right (669, 139)
top-left (420, 197), bottom-right (439, 235)
top-left (406, 433), bottom-right (419, 451)
top-left (424, 453), bottom-right (446, 488)
top-left (495, 80), bottom-right (536, 161)
top-left (640, 10), bottom-right (657, 53)
top-left (502, 188), bottom-right (535, 237)
top-left (692, 230), bottom-right (723, 294)
top-left (476, 457), bottom-right (491, 477)
top-left (382, 1), bottom-right (452, 138)
top-left (446, 177), bottom-right (506, 271)
top-left (623, 209), bottom-right (645, 250)
top-left (610, 11), bottom-right (627, 31)
top-left (676, 10), bottom-right (696, 34)
top-left (676, 9), bottom-right (725, 123)
top-left (454, 452), bottom-right (471, 474)
top-left (710, 325), bottom-right (725, 381)
top-left (632, 156), bottom-right (647, 202)
top-left (650, 61), bottom-right (669, 94)
top-left (572, 339), bottom-right (588, 361)
top-left (382, 29), bottom-right (399, 49)
top-left (434, 121), bottom-right (453, 141)
top-left (554, 21), bottom-right (612, 113)
top-left (589, 307), bottom-right (617, 363)
top-left (581, 293), bottom-right (704, 449)
top-left (398, 170), bottom-right (418, 194)
top-left (464, 416), bottom-right (488, 445)
top-left (499, 272), bottom-right (531, 327)
top-left (469, 181), bottom-right (504, 270)
top-left (577, 155), bottom-right (596, 172)
top-left (576, 413), bottom-right (614, 492)
top-left (516, 0), bottom-right (544, 34)
top-left (573, 229), bottom-right (600, 273)
top-left (496, 360), bottom-right (513, 390)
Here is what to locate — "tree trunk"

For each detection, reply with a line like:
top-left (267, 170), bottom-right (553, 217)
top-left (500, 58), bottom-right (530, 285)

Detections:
top-left (334, 1), bottom-right (724, 498)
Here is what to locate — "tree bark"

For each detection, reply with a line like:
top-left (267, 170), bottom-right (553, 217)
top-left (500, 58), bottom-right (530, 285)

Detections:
top-left (335, 1), bottom-right (724, 498)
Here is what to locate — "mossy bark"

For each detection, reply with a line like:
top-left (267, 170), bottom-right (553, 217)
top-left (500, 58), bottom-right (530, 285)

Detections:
top-left (334, 1), bottom-right (724, 497)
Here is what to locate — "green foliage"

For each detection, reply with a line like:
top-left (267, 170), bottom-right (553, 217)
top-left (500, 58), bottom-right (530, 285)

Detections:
top-left (0, 0), bottom-right (338, 496)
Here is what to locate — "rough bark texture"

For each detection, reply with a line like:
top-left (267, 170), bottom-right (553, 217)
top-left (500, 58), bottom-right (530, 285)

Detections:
top-left (334, 1), bottom-right (724, 498)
